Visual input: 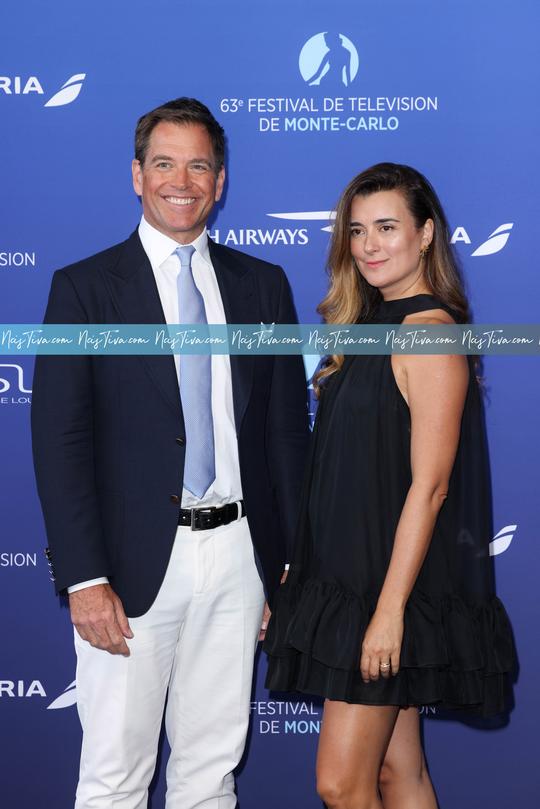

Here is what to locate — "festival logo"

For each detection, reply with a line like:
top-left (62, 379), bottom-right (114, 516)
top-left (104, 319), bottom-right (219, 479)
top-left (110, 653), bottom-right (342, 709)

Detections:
top-left (251, 699), bottom-right (322, 735)
top-left (218, 31), bottom-right (437, 134)
top-left (299, 33), bottom-right (359, 87)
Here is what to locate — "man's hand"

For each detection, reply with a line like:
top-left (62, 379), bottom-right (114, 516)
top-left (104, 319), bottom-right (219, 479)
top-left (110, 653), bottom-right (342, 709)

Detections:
top-left (69, 583), bottom-right (133, 656)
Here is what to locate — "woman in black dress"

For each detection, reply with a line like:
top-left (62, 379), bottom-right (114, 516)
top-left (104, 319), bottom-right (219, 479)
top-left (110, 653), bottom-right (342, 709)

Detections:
top-left (264, 163), bottom-right (515, 809)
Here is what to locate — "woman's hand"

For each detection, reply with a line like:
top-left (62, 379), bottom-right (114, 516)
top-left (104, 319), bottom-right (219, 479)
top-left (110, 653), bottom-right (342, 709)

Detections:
top-left (258, 567), bottom-right (289, 642)
top-left (360, 608), bottom-right (404, 683)
top-left (258, 601), bottom-right (271, 641)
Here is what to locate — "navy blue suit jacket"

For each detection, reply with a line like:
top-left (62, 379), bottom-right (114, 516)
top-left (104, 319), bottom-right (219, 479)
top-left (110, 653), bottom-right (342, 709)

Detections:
top-left (31, 231), bottom-right (309, 616)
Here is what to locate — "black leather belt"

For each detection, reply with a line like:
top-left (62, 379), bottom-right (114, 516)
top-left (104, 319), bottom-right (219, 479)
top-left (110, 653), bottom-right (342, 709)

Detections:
top-left (178, 501), bottom-right (245, 531)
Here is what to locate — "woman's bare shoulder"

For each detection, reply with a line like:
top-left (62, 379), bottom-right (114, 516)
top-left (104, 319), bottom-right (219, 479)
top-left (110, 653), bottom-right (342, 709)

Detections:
top-left (402, 307), bottom-right (457, 326)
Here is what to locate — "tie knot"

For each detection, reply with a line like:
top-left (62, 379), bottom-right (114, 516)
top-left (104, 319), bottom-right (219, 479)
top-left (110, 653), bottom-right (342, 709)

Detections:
top-left (175, 245), bottom-right (195, 268)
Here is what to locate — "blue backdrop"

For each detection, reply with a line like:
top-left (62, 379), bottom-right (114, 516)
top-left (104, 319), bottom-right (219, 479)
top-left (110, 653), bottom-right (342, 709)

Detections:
top-left (2, 1), bottom-right (539, 806)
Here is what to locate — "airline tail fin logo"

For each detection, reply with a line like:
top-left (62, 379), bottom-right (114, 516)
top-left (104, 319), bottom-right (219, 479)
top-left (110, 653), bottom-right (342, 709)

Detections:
top-left (489, 524), bottom-right (517, 556)
top-left (471, 223), bottom-right (513, 257)
top-left (47, 680), bottom-right (77, 709)
top-left (44, 74), bottom-right (86, 108)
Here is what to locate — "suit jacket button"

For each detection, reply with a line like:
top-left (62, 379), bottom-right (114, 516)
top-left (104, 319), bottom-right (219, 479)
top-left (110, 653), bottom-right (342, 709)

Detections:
top-left (170, 494), bottom-right (180, 504)
top-left (176, 437), bottom-right (185, 446)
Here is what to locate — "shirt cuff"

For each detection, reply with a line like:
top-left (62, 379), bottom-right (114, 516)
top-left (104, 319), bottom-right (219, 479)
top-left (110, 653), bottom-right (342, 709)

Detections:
top-left (67, 577), bottom-right (109, 594)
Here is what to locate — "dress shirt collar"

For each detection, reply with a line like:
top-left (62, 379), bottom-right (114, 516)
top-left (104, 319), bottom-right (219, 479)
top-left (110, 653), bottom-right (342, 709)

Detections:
top-left (138, 216), bottom-right (211, 270)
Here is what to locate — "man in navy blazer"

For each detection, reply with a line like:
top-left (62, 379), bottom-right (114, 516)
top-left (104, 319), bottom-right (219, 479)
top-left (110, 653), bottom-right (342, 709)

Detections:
top-left (32, 97), bottom-right (309, 809)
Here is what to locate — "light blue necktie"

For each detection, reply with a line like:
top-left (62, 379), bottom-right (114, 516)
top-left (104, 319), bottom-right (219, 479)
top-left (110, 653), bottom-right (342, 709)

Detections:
top-left (175, 245), bottom-right (216, 498)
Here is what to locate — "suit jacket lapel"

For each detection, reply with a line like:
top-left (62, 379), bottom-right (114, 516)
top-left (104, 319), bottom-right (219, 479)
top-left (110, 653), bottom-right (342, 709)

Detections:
top-left (103, 230), bottom-right (182, 419)
top-left (101, 232), bottom-right (257, 431)
top-left (209, 239), bottom-right (256, 434)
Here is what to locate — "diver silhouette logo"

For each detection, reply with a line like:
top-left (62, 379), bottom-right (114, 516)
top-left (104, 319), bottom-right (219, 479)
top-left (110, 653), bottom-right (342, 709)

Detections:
top-left (299, 33), bottom-right (359, 87)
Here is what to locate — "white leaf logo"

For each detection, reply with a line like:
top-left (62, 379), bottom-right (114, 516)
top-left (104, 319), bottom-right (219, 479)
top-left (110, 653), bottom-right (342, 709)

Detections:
top-left (47, 679), bottom-right (77, 709)
top-left (471, 223), bottom-right (513, 257)
top-left (489, 524), bottom-right (517, 556)
top-left (44, 73), bottom-right (86, 108)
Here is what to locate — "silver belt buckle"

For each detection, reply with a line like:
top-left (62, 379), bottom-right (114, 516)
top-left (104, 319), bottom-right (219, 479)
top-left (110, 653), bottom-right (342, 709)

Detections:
top-left (191, 506), bottom-right (215, 531)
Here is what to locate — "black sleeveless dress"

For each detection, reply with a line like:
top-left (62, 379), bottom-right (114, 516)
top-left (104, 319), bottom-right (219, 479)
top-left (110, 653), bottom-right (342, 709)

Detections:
top-left (264, 295), bottom-right (516, 716)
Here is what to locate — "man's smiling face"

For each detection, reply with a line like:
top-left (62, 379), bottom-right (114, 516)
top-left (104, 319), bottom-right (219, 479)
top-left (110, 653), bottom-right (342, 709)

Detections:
top-left (132, 121), bottom-right (225, 244)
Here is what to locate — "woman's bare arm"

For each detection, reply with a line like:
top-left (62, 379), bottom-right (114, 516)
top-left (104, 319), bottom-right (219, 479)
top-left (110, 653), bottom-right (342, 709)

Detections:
top-left (360, 313), bottom-right (469, 682)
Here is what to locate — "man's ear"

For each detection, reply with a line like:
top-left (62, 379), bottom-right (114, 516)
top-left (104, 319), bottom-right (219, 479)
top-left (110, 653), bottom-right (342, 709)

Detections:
top-left (132, 159), bottom-right (143, 197)
top-left (215, 166), bottom-right (226, 202)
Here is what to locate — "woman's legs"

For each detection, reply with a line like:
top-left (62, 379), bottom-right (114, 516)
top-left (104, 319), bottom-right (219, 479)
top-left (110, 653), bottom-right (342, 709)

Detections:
top-left (316, 701), bottom-right (438, 809)
top-left (379, 708), bottom-right (438, 809)
top-left (316, 700), bottom-right (400, 809)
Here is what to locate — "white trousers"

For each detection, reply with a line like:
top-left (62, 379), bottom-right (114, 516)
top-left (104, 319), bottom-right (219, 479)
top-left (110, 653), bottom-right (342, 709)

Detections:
top-left (74, 516), bottom-right (265, 809)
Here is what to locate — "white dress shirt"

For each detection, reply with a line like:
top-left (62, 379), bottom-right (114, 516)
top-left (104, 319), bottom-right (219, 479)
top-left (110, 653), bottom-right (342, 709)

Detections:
top-left (68, 217), bottom-right (243, 593)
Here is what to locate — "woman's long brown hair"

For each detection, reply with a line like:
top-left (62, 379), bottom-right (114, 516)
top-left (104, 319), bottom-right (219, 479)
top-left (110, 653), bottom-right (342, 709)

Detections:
top-left (314, 163), bottom-right (470, 395)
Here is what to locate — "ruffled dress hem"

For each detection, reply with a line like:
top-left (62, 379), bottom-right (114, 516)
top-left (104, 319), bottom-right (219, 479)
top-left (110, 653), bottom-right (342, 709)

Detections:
top-left (264, 578), bottom-right (515, 717)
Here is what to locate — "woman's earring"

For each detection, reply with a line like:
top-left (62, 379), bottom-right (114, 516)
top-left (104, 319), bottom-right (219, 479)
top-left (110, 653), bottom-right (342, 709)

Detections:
top-left (419, 244), bottom-right (430, 260)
